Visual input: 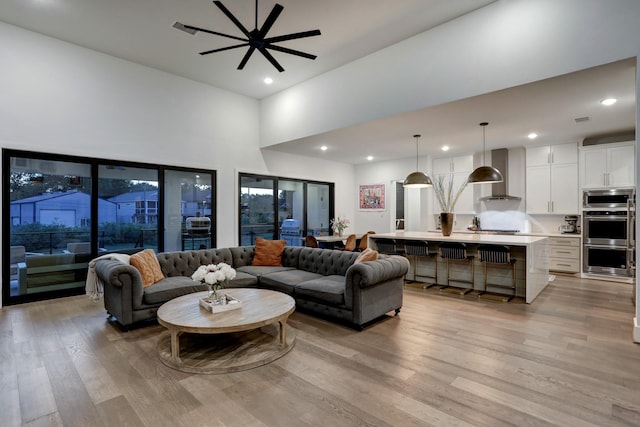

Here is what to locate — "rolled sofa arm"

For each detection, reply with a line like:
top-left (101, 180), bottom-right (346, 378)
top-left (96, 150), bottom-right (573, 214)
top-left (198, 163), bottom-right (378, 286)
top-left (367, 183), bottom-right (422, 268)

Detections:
top-left (346, 255), bottom-right (409, 288)
top-left (95, 259), bottom-right (144, 326)
top-left (95, 259), bottom-right (140, 289)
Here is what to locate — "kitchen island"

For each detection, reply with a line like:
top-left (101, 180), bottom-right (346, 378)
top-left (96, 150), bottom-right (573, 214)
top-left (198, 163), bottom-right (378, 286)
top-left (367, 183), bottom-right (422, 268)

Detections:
top-left (369, 232), bottom-right (549, 303)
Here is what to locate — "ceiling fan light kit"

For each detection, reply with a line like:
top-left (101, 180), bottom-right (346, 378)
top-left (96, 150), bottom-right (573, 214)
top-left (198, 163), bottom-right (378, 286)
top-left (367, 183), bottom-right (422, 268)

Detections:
top-left (404, 134), bottom-right (433, 188)
top-left (176, 0), bottom-right (321, 72)
top-left (468, 122), bottom-right (504, 184)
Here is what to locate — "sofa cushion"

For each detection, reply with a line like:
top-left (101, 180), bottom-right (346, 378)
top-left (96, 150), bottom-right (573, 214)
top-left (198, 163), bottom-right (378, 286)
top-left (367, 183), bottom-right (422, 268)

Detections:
top-left (130, 249), bottom-right (164, 287)
top-left (236, 265), bottom-right (295, 277)
top-left (295, 275), bottom-right (346, 306)
top-left (252, 238), bottom-right (286, 266)
top-left (226, 271), bottom-right (259, 288)
top-left (259, 269), bottom-right (323, 294)
top-left (143, 276), bottom-right (208, 305)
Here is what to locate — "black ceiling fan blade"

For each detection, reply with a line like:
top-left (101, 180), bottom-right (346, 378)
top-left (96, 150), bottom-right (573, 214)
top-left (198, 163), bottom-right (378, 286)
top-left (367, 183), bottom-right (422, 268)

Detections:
top-left (237, 47), bottom-right (256, 70)
top-left (264, 29), bottom-right (321, 44)
top-left (258, 48), bottom-right (285, 72)
top-left (258, 3), bottom-right (284, 38)
top-left (213, 1), bottom-right (251, 37)
top-left (183, 24), bottom-right (247, 42)
top-left (199, 43), bottom-right (249, 55)
top-left (266, 44), bottom-right (317, 60)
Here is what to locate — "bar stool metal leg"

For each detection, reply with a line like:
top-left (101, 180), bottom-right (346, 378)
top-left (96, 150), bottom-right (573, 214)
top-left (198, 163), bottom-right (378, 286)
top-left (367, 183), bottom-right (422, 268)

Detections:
top-left (439, 242), bottom-right (474, 295)
top-left (404, 240), bottom-right (438, 288)
top-left (478, 245), bottom-right (516, 302)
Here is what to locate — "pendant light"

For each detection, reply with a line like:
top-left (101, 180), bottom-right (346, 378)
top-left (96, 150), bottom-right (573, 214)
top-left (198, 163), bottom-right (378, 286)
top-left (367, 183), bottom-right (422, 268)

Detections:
top-left (403, 134), bottom-right (433, 188)
top-left (467, 122), bottom-right (504, 184)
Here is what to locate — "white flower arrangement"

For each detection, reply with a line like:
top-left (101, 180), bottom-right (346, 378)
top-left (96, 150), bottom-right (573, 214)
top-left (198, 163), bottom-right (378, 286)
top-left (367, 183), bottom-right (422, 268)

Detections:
top-left (432, 174), bottom-right (469, 213)
top-left (191, 262), bottom-right (236, 292)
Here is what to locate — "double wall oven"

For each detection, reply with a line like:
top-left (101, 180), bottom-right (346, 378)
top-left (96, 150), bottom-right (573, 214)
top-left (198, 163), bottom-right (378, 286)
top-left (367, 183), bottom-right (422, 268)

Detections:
top-left (583, 188), bottom-right (635, 277)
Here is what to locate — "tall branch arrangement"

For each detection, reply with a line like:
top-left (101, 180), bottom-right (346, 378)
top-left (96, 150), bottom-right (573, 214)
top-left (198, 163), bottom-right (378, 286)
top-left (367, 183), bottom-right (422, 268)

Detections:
top-left (432, 174), bottom-right (469, 213)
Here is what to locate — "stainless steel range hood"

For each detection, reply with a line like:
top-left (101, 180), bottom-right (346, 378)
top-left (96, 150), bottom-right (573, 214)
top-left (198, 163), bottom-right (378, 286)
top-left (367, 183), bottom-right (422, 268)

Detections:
top-left (479, 148), bottom-right (522, 201)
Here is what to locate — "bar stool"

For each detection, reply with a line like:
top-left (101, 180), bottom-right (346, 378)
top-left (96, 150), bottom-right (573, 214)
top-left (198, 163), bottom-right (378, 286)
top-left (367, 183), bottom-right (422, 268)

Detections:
top-left (403, 240), bottom-right (438, 288)
top-left (439, 242), bottom-right (474, 295)
top-left (375, 238), bottom-right (400, 255)
top-left (477, 245), bottom-right (516, 302)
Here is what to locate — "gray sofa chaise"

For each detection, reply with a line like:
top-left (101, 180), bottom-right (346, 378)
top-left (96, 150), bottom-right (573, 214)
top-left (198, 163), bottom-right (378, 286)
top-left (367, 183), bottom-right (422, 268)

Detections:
top-left (94, 245), bottom-right (409, 329)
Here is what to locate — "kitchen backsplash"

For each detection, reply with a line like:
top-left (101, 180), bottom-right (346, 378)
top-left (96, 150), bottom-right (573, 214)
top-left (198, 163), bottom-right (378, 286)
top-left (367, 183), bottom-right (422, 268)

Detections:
top-left (433, 211), bottom-right (577, 234)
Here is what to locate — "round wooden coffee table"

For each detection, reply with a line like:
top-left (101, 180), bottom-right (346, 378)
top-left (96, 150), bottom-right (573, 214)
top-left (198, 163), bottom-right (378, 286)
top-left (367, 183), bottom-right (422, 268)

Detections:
top-left (157, 288), bottom-right (295, 374)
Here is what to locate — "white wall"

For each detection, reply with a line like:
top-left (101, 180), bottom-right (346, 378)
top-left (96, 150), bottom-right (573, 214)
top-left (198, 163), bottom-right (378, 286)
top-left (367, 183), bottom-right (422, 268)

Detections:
top-left (0, 23), bottom-right (354, 306)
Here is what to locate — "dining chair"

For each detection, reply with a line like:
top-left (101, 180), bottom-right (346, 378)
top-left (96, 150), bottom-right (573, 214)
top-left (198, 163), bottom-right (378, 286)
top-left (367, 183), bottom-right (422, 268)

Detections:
top-left (355, 233), bottom-right (369, 252)
top-left (343, 234), bottom-right (357, 251)
top-left (305, 235), bottom-right (319, 248)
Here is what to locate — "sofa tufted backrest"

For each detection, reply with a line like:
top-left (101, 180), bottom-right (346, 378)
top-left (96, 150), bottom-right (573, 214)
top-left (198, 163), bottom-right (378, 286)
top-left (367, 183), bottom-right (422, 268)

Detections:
top-left (230, 245), bottom-right (302, 268)
top-left (297, 247), bottom-right (358, 276)
top-left (157, 248), bottom-right (233, 278)
top-left (282, 246), bottom-right (302, 268)
top-left (229, 246), bottom-right (255, 267)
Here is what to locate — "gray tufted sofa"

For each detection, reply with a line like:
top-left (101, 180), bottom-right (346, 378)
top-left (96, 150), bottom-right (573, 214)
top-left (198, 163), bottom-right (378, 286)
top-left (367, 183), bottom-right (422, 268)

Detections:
top-left (95, 245), bottom-right (409, 329)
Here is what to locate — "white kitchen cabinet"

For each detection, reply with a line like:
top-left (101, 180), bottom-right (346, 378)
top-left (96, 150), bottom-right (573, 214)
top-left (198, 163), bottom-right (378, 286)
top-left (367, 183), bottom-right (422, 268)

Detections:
top-left (548, 236), bottom-right (580, 273)
top-left (526, 142), bottom-right (578, 167)
top-left (580, 141), bottom-right (635, 188)
top-left (431, 155), bottom-right (474, 214)
top-left (526, 143), bottom-right (579, 214)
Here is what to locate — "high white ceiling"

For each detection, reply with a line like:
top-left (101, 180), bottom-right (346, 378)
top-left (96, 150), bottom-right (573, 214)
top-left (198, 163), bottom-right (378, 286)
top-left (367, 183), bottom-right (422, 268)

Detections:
top-left (0, 0), bottom-right (495, 99)
top-left (1, 0), bottom-right (636, 165)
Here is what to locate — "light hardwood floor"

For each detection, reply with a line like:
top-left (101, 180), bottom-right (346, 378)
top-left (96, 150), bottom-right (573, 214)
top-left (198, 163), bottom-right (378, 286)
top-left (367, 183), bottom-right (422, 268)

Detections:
top-left (1, 275), bottom-right (639, 426)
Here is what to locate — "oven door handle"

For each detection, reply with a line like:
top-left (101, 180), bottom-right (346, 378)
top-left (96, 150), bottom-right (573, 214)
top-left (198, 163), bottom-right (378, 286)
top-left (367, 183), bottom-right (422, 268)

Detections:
top-left (583, 243), bottom-right (629, 249)
top-left (627, 199), bottom-right (635, 249)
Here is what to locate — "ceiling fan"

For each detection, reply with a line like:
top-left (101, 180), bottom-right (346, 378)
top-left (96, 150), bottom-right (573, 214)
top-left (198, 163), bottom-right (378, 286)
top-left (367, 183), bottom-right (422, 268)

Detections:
top-left (174, 0), bottom-right (321, 72)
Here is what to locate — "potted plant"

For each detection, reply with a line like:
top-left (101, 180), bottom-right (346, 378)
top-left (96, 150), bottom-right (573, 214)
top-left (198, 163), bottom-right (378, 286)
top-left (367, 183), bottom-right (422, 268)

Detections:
top-left (330, 216), bottom-right (350, 237)
top-left (431, 174), bottom-right (469, 236)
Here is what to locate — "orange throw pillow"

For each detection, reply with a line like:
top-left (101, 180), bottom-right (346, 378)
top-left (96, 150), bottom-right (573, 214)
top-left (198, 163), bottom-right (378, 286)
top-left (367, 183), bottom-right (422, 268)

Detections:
top-left (252, 237), bottom-right (286, 266)
top-left (355, 248), bottom-right (379, 264)
top-left (130, 249), bottom-right (164, 287)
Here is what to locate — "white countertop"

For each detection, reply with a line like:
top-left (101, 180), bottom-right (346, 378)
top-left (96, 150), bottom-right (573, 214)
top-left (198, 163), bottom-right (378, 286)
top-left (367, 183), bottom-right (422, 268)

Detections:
top-left (370, 231), bottom-right (548, 246)
top-left (426, 229), bottom-right (581, 238)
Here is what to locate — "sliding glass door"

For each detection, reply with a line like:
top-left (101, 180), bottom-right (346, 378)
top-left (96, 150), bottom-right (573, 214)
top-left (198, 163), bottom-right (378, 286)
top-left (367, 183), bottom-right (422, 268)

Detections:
top-left (239, 173), bottom-right (334, 245)
top-left (164, 170), bottom-right (214, 252)
top-left (240, 175), bottom-right (276, 245)
top-left (2, 148), bottom-right (216, 305)
top-left (98, 164), bottom-right (159, 252)
top-left (306, 183), bottom-right (331, 237)
top-left (5, 155), bottom-right (93, 300)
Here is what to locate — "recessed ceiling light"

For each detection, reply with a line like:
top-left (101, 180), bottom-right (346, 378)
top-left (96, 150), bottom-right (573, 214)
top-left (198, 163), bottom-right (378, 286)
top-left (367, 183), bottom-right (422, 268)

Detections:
top-left (441, 145), bottom-right (449, 152)
top-left (320, 145), bottom-right (328, 151)
top-left (601, 98), bottom-right (617, 106)
top-left (264, 77), bottom-right (273, 85)
top-left (528, 133), bottom-right (538, 139)
top-left (366, 156), bottom-right (374, 161)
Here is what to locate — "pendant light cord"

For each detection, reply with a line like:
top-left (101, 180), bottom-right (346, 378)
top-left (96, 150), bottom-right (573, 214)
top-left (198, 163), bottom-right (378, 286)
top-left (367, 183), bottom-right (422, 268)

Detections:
top-left (414, 134), bottom-right (421, 170)
top-left (480, 122), bottom-right (488, 164)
